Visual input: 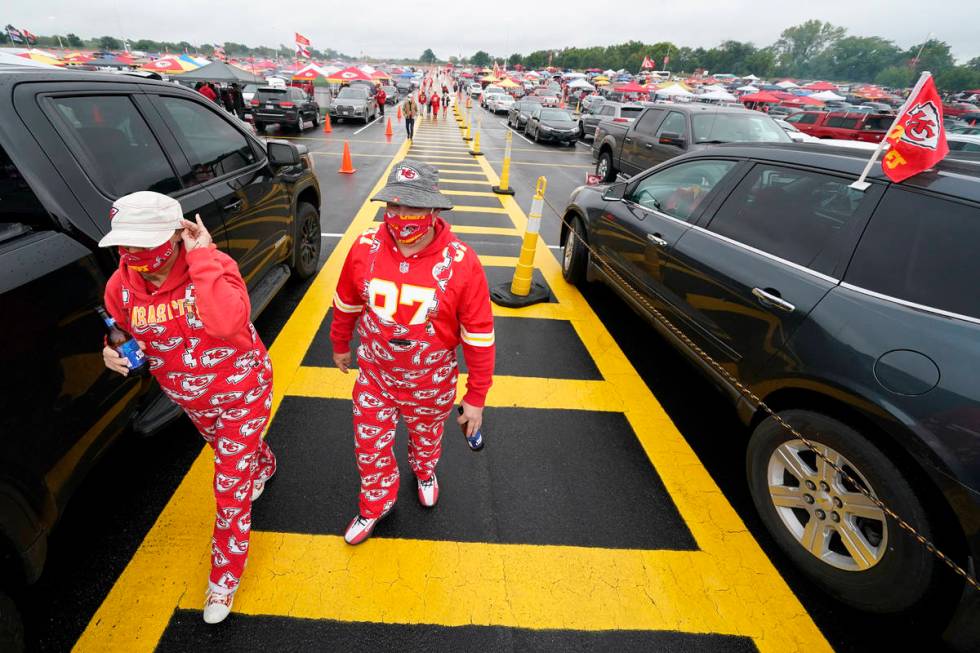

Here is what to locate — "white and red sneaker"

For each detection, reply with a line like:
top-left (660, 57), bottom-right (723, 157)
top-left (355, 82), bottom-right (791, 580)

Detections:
top-left (344, 508), bottom-right (391, 545)
top-left (203, 589), bottom-right (235, 624)
top-left (417, 475), bottom-right (439, 508)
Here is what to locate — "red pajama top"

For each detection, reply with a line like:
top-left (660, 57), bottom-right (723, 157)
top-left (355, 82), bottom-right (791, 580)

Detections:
top-left (330, 218), bottom-right (496, 407)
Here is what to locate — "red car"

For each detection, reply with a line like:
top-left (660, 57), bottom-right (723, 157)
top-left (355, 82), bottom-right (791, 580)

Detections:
top-left (783, 111), bottom-right (893, 143)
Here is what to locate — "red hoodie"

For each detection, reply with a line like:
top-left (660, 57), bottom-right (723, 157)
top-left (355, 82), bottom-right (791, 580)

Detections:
top-left (330, 218), bottom-right (495, 407)
top-left (104, 245), bottom-right (270, 409)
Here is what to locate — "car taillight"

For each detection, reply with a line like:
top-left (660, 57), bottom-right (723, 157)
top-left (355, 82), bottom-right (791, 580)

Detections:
top-left (613, 117), bottom-right (629, 123)
top-left (250, 98), bottom-right (260, 106)
top-left (280, 101), bottom-right (295, 108)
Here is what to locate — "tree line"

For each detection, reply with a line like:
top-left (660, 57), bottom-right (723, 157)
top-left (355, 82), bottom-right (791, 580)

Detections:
top-left (0, 31), bottom-right (351, 62)
top-left (446, 20), bottom-right (980, 91)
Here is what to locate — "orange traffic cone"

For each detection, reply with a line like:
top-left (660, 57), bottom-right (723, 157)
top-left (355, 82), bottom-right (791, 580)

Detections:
top-left (338, 140), bottom-right (357, 174)
top-left (397, 104), bottom-right (402, 120)
top-left (385, 118), bottom-right (394, 137)
top-left (323, 113), bottom-right (332, 133)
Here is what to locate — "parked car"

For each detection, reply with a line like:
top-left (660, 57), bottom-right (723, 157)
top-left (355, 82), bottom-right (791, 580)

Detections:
top-left (328, 86), bottom-right (378, 124)
top-left (485, 93), bottom-right (514, 115)
top-left (774, 118), bottom-right (821, 143)
top-left (581, 94), bottom-right (605, 113)
top-left (0, 64), bottom-right (322, 644)
top-left (524, 107), bottom-right (579, 145)
top-left (250, 86), bottom-right (320, 133)
top-left (580, 101), bottom-right (645, 140)
top-left (784, 111), bottom-right (892, 143)
top-left (943, 102), bottom-right (980, 118)
top-left (241, 83), bottom-right (259, 104)
top-left (531, 87), bottom-right (560, 107)
top-left (469, 84), bottom-right (484, 99)
top-left (395, 81), bottom-right (413, 96)
top-left (381, 85), bottom-right (399, 105)
top-left (592, 104), bottom-right (790, 181)
top-left (560, 142), bottom-right (980, 651)
top-left (858, 101), bottom-right (894, 113)
top-left (947, 134), bottom-right (980, 153)
top-left (507, 98), bottom-right (542, 131)
top-left (766, 105), bottom-right (798, 118)
top-left (481, 85), bottom-right (505, 107)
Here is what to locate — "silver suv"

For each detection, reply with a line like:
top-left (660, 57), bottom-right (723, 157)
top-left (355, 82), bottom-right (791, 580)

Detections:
top-left (329, 86), bottom-right (378, 124)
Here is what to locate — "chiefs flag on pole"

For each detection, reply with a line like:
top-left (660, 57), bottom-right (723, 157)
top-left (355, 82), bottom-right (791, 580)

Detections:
top-left (641, 56), bottom-right (655, 69)
top-left (295, 32), bottom-right (310, 46)
top-left (880, 73), bottom-right (948, 182)
top-left (295, 32), bottom-right (311, 58)
top-left (850, 72), bottom-right (949, 190)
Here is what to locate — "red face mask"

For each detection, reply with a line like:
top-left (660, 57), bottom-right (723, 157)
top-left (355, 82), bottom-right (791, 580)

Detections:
top-left (118, 240), bottom-right (175, 273)
top-left (383, 210), bottom-right (434, 245)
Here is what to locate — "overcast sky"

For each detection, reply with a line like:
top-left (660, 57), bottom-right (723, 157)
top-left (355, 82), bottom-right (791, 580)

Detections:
top-left (6, 0), bottom-right (979, 62)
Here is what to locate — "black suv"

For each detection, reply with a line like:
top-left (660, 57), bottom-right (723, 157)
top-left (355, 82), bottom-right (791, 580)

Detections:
top-left (560, 143), bottom-right (979, 651)
top-left (0, 65), bottom-right (321, 640)
top-left (249, 86), bottom-right (320, 132)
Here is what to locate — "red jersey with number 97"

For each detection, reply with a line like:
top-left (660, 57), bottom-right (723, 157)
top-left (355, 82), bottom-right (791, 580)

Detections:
top-left (330, 218), bottom-right (495, 407)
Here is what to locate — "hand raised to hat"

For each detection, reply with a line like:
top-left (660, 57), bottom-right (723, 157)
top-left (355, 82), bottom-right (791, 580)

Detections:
top-left (180, 214), bottom-right (212, 251)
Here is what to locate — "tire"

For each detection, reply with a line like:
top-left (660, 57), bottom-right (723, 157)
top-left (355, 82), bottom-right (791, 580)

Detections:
top-left (562, 217), bottom-right (588, 284)
top-left (746, 409), bottom-right (942, 613)
top-left (578, 121), bottom-right (585, 139)
top-left (294, 116), bottom-right (305, 132)
top-left (291, 202), bottom-right (321, 280)
top-left (596, 151), bottom-right (616, 182)
top-left (255, 123), bottom-right (266, 133)
top-left (311, 111), bottom-right (319, 127)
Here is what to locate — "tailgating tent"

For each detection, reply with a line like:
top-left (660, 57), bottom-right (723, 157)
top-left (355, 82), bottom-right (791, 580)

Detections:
top-left (655, 83), bottom-right (693, 98)
top-left (780, 96), bottom-right (825, 107)
top-left (292, 63), bottom-right (328, 80)
top-left (0, 50), bottom-right (60, 68)
top-left (179, 61), bottom-right (265, 84)
top-left (568, 78), bottom-right (595, 91)
top-left (18, 49), bottom-right (65, 66)
top-left (371, 70), bottom-right (391, 81)
top-left (179, 54), bottom-right (205, 69)
top-left (497, 78), bottom-right (521, 89)
top-left (141, 57), bottom-right (195, 73)
top-left (775, 80), bottom-right (799, 88)
top-left (810, 90), bottom-right (845, 102)
top-left (62, 51), bottom-right (96, 64)
top-left (328, 66), bottom-right (374, 83)
top-left (803, 81), bottom-right (838, 91)
top-left (736, 85), bottom-right (759, 92)
top-left (614, 81), bottom-right (649, 94)
top-left (741, 74), bottom-right (760, 81)
top-left (740, 91), bottom-right (781, 103)
top-left (700, 89), bottom-right (737, 102)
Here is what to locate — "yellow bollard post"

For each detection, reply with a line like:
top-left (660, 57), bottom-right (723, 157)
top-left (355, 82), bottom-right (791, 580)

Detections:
top-left (492, 130), bottom-right (515, 195)
top-left (463, 109), bottom-right (473, 141)
top-left (490, 177), bottom-right (550, 307)
top-left (469, 128), bottom-right (483, 155)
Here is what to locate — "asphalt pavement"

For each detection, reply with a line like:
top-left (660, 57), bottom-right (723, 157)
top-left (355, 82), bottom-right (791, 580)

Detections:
top-left (15, 95), bottom-right (955, 653)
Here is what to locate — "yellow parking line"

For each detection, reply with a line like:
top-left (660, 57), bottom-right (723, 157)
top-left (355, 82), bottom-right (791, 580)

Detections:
top-left (288, 368), bottom-right (615, 411)
top-left (442, 190), bottom-right (502, 198)
top-left (439, 178), bottom-right (492, 185)
top-left (421, 161), bottom-right (482, 168)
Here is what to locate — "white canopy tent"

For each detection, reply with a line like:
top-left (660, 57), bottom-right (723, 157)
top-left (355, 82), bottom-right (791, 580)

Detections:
top-left (736, 85), bottom-right (759, 92)
top-left (741, 74), bottom-right (760, 81)
top-left (568, 78), bottom-right (595, 91)
top-left (700, 89), bottom-right (737, 102)
top-left (776, 80), bottom-right (799, 88)
top-left (809, 90), bottom-right (846, 101)
top-left (655, 83), bottom-right (694, 98)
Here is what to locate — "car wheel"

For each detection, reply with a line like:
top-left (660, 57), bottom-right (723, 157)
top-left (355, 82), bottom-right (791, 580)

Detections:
top-left (562, 216), bottom-right (588, 284)
top-left (291, 202), bottom-right (321, 280)
top-left (578, 121), bottom-right (585, 139)
top-left (295, 115), bottom-right (305, 132)
top-left (311, 111), bottom-right (319, 127)
top-left (747, 409), bottom-right (943, 613)
top-left (255, 123), bottom-right (266, 133)
top-left (597, 152), bottom-right (616, 182)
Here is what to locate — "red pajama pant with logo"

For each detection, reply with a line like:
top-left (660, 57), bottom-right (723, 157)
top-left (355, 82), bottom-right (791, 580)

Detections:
top-left (351, 327), bottom-right (458, 519)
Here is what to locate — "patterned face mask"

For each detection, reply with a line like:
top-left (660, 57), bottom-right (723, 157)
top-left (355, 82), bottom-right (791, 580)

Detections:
top-left (118, 240), bottom-right (175, 273)
top-left (383, 210), bottom-right (434, 245)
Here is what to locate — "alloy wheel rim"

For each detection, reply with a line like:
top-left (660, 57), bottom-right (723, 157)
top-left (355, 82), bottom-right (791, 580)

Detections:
top-left (301, 214), bottom-right (319, 267)
top-left (767, 439), bottom-right (887, 571)
top-left (563, 232), bottom-right (575, 270)
top-left (597, 159), bottom-right (608, 177)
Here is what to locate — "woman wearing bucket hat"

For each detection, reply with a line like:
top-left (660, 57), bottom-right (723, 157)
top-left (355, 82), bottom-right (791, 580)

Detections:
top-left (98, 191), bottom-right (277, 624)
top-left (330, 160), bottom-right (496, 545)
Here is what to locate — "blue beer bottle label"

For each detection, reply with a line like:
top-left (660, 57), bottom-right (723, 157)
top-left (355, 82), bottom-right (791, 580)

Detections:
top-left (118, 339), bottom-right (147, 370)
top-left (466, 429), bottom-right (484, 451)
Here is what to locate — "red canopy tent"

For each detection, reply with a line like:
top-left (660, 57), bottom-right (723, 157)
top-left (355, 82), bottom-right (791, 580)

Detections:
top-left (740, 92), bottom-right (782, 103)
top-left (613, 81), bottom-right (649, 94)
top-left (327, 66), bottom-right (373, 83)
top-left (803, 81), bottom-right (838, 91)
top-left (371, 70), bottom-right (390, 81)
top-left (781, 96), bottom-right (825, 107)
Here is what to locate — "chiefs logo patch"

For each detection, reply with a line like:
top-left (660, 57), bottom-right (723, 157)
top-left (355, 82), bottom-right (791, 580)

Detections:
top-left (395, 166), bottom-right (419, 182)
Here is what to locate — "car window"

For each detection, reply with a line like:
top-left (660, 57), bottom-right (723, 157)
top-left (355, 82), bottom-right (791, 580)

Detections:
top-left (825, 116), bottom-right (847, 128)
top-left (633, 109), bottom-right (664, 134)
top-left (628, 159), bottom-right (737, 221)
top-left (692, 113), bottom-right (789, 143)
top-left (157, 96), bottom-right (256, 184)
top-left (49, 95), bottom-right (181, 198)
top-left (0, 144), bottom-right (51, 230)
top-left (844, 189), bottom-right (980, 320)
top-left (620, 106), bottom-right (646, 121)
top-left (837, 118), bottom-right (860, 130)
top-left (657, 111), bottom-right (686, 137)
top-left (862, 115), bottom-right (891, 131)
top-left (600, 106), bottom-right (615, 116)
top-left (256, 88), bottom-right (287, 102)
top-left (787, 112), bottom-right (819, 124)
top-left (540, 109), bottom-right (572, 121)
top-left (707, 164), bottom-right (870, 272)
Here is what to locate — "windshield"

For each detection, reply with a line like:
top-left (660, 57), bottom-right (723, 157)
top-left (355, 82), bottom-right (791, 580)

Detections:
top-left (620, 106), bottom-right (645, 119)
top-left (337, 88), bottom-right (367, 99)
top-left (540, 109), bottom-right (573, 121)
top-left (692, 113), bottom-right (791, 143)
top-left (256, 89), bottom-right (287, 101)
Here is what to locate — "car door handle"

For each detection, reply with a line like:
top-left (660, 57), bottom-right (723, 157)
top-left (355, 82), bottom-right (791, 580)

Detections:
top-left (223, 199), bottom-right (243, 212)
top-left (752, 287), bottom-right (795, 312)
top-left (645, 142), bottom-right (653, 149)
top-left (624, 137), bottom-right (633, 144)
top-left (647, 233), bottom-right (668, 247)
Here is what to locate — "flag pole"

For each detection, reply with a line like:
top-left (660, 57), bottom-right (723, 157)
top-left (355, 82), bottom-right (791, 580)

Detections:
top-left (850, 70), bottom-right (930, 191)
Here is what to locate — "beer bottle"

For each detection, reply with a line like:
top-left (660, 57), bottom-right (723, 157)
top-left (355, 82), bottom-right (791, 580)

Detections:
top-left (97, 307), bottom-right (147, 375)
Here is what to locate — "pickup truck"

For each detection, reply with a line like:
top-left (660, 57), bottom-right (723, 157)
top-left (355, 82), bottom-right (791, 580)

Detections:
top-left (579, 101), bottom-right (645, 140)
top-left (592, 104), bottom-right (791, 181)
top-left (0, 64), bottom-right (321, 645)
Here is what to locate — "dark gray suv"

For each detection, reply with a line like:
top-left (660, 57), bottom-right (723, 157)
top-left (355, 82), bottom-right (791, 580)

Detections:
top-left (560, 142), bottom-right (980, 651)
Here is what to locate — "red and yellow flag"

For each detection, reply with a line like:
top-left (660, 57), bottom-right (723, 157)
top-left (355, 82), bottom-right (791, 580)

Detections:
top-left (881, 74), bottom-right (949, 182)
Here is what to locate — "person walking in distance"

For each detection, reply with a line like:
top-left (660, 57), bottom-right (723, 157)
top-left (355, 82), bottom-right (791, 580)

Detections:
top-left (375, 84), bottom-right (387, 119)
top-left (430, 90), bottom-right (441, 119)
top-left (403, 93), bottom-right (418, 140)
top-left (98, 191), bottom-right (276, 625)
top-left (331, 161), bottom-right (495, 545)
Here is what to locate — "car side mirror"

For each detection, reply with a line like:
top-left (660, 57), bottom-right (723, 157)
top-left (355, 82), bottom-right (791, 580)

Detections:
top-left (602, 182), bottom-right (627, 201)
top-left (267, 140), bottom-right (301, 167)
top-left (659, 133), bottom-right (685, 147)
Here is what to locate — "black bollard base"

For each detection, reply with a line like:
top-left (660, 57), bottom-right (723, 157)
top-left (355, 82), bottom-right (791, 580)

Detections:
top-left (469, 150), bottom-right (484, 156)
top-left (491, 185), bottom-right (515, 195)
top-left (490, 281), bottom-right (550, 308)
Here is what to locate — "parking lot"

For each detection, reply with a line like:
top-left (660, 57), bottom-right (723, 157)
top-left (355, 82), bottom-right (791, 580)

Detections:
top-left (14, 98), bottom-right (963, 652)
